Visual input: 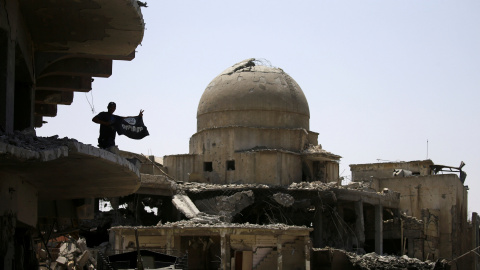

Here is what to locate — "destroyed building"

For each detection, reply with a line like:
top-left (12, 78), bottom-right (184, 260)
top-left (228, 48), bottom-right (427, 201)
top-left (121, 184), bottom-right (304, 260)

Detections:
top-left (0, 0), bottom-right (145, 269)
top-left (350, 160), bottom-right (478, 269)
top-left (0, 2), bottom-right (477, 268)
top-left (106, 59), bottom-right (471, 269)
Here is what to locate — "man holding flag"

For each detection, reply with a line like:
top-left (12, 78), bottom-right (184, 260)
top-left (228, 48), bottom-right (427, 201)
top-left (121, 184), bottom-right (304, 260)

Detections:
top-left (92, 102), bottom-right (149, 153)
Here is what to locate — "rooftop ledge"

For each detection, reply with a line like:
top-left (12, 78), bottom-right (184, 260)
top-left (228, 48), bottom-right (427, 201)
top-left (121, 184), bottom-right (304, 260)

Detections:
top-left (0, 140), bottom-right (140, 200)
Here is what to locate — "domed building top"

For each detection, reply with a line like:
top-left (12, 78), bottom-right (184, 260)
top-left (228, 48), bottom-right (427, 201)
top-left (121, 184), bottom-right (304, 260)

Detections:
top-left (197, 58), bottom-right (310, 131)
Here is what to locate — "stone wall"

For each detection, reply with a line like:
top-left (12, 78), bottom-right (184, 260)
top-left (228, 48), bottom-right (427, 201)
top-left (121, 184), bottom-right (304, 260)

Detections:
top-left (164, 151), bottom-right (302, 186)
top-left (371, 174), bottom-right (468, 261)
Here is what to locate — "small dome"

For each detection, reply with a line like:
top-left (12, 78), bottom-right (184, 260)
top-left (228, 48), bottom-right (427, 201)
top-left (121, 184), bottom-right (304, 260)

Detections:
top-left (197, 59), bottom-right (310, 131)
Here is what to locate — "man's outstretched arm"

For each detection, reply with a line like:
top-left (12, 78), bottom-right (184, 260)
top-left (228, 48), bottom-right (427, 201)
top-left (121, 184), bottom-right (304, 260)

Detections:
top-left (92, 116), bottom-right (111, 125)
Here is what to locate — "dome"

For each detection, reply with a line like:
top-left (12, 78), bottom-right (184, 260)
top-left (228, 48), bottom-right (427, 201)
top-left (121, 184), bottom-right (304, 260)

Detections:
top-left (197, 59), bottom-right (310, 131)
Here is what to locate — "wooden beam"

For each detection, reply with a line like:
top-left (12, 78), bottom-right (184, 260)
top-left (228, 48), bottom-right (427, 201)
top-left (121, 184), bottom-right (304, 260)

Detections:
top-left (38, 58), bottom-right (112, 78)
top-left (36, 76), bottom-right (91, 92)
top-left (35, 104), bottom-right (57, 117)
top-left (35, 90), bottom-right (74, 105)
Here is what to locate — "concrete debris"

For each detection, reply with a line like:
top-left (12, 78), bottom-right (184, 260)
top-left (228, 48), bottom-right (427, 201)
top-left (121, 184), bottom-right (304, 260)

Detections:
top-left (178, 181), bottom-right (270, 193)
top-left (0, 129), bottom-right (77, 152)
top-left (302, 144), bottom-right (342, 159)
top-left (56, 256), bottom-right (68, 265)
top-left (288, 181), bottom-right (337, 190)
top-left (39, 237), bottom-right (96, 270)
top-left (272, 192), bottom-right (295, 207)
top-left (177, 178), bottom-right (382, 195)
top-left (344, 181), bottom-right (373, 191)
top-left (225, 58), bottom-right (256, 75)
top-left (347, 252), bottom-right (449, 270)
top-left (195, 190), bottom-right (254, 222)
top-left (152, 220), bottom-right (310, 231)
top-left (190, 212), bottom-right (223, 224)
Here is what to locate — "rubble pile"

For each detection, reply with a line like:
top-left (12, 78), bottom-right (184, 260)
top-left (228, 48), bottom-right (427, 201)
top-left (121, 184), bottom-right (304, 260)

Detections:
top-left (154, 220), bottom-right (310, 231)
top-left (39, 238), bottom-right (97, 270)
top-left (288, 181), bottom-right (337, 190)
top-left (342, 181), bottom-right (377, 192)
top-left (177, 181), bottom-right (270, 193)
top-left (348, 252), bottom-right (449, 270)
top-left (0, 129), bottom-right (77, 151)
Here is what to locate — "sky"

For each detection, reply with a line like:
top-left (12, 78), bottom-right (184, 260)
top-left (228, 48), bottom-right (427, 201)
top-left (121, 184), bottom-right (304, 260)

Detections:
top-left (37, 1), bottom-right (480, 215)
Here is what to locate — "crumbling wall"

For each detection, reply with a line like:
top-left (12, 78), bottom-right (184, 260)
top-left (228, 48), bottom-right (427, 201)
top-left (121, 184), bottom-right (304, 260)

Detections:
top-left (422, 209), bottom-right (440, 261)
top-left (402, 215), bottom-right (425, 259)
top-left (373, 174), bottom-right (465, 261)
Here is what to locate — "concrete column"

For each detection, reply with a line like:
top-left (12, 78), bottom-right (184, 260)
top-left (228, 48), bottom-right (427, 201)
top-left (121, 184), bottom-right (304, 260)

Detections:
top-left (313, 204), bottom-right (323, 248)
top-left (0, 28), bottom-right (15, 133)
top-left (354, 200), bottom-right (365, 251)
top-left (304, 236), bottom-right (311, 270)
top-left (277, 235), bottom-right (282, 270)
top-left (166, 230), bottom-right (172, 256)
top-left (375, 204), bottom-right (383, 255)
top-left (220, 232), bottom-right (230, 270)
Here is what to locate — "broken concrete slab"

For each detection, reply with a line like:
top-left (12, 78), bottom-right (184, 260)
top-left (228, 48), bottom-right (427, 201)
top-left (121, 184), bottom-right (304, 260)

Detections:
top-left (172, 194), bottom-right (200, 219)
top-left (273, 192), bottom-right (294, 207)
top-left (0, 134), bottom-right (141, 200)
top-left (194, 190), bottom-right (254, 222)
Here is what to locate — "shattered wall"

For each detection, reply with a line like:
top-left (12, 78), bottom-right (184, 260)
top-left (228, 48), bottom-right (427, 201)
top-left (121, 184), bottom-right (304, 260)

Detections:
top-left (355, 172), bottom-right (468, 267)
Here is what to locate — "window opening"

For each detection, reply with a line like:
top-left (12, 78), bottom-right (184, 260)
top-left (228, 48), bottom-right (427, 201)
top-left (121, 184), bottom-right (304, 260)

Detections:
top-left (204, 162), bottom-right (213, 172)
top-left (226, 160), bottom-right (235, 171)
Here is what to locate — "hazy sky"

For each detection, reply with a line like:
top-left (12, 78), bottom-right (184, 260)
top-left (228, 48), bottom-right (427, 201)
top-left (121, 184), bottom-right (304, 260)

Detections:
top-left (37, 1), bottom-right (480, 215)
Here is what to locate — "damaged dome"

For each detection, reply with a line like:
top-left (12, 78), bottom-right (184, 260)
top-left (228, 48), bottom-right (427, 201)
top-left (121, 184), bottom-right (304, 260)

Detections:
top-left (197, 58), bottom-right (310, 131)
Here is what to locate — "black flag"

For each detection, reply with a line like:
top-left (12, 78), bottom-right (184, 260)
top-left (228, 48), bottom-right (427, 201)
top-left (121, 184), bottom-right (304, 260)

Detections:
top-left (114, 116), bottom-right (149, 139)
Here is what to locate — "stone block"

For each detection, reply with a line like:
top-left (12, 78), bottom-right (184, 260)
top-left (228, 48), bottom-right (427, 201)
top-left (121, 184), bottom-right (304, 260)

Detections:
top-left (76, 250), bottom-right (91, 268)
top-left (56, 256), bottom-right (68, 265)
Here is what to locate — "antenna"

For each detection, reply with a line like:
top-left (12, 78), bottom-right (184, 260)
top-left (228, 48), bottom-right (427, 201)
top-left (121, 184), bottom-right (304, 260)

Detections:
top-left (426, 139), bottom-right (429, 159)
